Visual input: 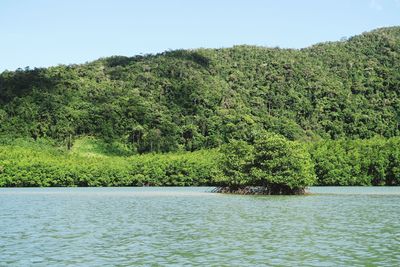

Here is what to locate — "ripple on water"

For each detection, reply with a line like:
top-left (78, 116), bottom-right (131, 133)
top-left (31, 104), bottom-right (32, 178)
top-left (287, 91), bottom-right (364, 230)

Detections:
top-left (0, 187), bottom-right (400, 266)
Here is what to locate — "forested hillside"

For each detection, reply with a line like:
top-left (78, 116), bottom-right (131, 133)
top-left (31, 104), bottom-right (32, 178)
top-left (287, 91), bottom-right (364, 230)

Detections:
top-left (1, 27), bottom-right (400, 153)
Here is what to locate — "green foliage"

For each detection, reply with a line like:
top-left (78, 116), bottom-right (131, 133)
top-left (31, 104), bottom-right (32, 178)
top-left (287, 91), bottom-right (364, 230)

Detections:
top-left (1, 27), bottom-right (400, 188)
top-left (216, 134), bottom-right (316, 193)
top-left (310, 137), bottom-right (400, 186)
top-left (387, 138), bottom-right (400, 185)
top-left (71, 136), bottom-right (132, 157)
top-left (215, 140), bottom-right (254, 187)
top-left (1, 136), bottom-right (400, 187)
top-left (250, 134), bottom-right (316, 189)
top-left (0, 139), bottom-right (220, 187)
top-left (1, 27), bottom-right (400, 153)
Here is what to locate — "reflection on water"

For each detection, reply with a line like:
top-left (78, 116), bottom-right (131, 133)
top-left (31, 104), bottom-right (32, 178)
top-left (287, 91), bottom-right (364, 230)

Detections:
top-left (1, 187), bottom-right (400, 266)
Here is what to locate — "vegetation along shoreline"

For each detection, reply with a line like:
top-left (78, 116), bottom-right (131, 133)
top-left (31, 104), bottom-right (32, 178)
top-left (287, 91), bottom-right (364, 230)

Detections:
top-left (1, 27), bottom-right (400, 194)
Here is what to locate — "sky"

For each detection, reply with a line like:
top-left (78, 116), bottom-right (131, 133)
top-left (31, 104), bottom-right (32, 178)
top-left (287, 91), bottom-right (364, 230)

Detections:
top-left (1, 0), bottom-right (400, 72)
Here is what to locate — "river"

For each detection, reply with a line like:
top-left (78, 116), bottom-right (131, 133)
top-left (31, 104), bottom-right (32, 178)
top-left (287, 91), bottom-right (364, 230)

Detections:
top-left (1, 187), bottom-right (399, 266)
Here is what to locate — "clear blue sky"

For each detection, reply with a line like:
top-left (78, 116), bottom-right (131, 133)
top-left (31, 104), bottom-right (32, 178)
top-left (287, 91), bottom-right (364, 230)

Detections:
top-left (1, 0), bottom-right (400, 71)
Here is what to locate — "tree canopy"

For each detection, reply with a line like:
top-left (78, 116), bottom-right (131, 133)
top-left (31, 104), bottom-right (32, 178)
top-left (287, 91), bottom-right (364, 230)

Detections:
top-left (1, 27), bottom-right (400, 153)
top-left (216, 134), bottom-right (316, 194)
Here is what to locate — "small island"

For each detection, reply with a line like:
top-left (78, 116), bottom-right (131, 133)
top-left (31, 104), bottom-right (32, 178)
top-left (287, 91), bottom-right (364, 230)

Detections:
top-left (213, 133), bottom-right (315, 195)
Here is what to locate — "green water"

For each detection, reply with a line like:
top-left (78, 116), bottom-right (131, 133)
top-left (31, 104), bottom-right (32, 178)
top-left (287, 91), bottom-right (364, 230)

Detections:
top-left (1, 187), bottom-right (399, 266)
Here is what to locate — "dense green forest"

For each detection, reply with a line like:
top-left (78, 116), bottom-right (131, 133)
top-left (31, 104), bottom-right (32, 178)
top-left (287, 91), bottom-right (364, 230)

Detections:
top-left (1, 27), bottom-right (400, 188)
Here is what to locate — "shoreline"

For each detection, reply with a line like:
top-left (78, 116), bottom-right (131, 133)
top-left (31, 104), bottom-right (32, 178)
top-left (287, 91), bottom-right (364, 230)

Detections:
top-left (212, 186), bottom-right (308, 195)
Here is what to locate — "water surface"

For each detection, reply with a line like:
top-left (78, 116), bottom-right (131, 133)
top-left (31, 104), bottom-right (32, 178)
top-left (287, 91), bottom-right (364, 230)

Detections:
top-left (1, 187), bottom-right (399, 266)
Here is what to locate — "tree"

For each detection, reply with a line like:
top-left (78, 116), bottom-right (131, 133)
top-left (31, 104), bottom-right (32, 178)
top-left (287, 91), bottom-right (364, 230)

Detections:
top-left (216, 134), bottom-right (316, 194)
top-left (215, 140), bottom-right (254, 189)
top-left (250, 134), bottom-right (316, 194)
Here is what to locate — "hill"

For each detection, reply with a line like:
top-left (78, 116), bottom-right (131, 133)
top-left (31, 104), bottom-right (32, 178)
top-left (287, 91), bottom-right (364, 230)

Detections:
top-left (1, 27), bottom-right (400, 153)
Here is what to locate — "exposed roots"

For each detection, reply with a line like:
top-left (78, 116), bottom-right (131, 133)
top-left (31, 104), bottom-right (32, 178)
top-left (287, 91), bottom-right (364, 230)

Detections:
top-left (212, 186), bottom-right (307, 195)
